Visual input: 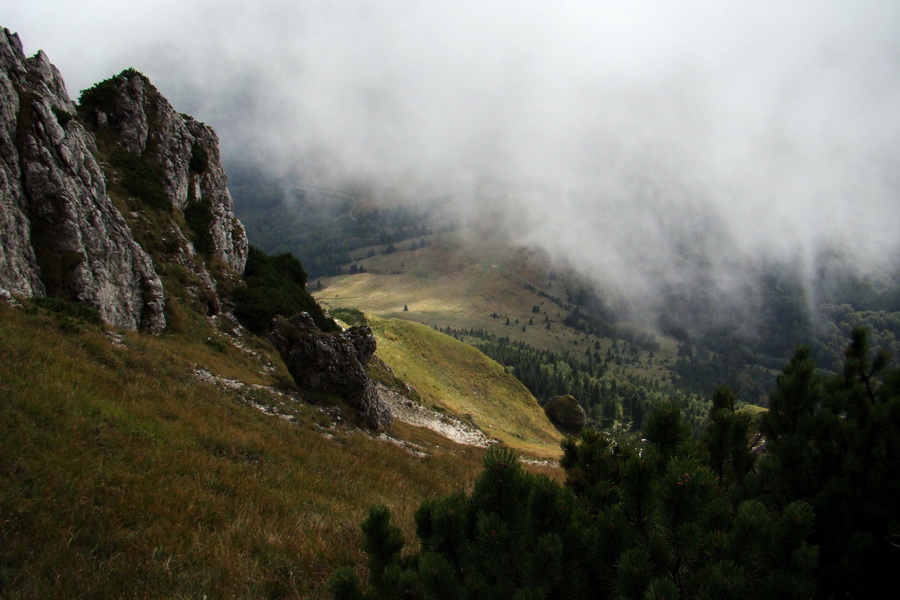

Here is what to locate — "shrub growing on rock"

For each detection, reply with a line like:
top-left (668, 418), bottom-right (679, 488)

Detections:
top-left (232, 245), bottom-right (337, 334)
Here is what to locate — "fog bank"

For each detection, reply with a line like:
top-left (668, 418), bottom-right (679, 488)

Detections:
top-left (6, 1), bottom-right (900, 323)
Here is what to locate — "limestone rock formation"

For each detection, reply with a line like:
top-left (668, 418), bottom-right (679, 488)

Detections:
top-left (0, 28), bottom-right (165, 332)
top-left (80, 68), bottom-right (248, 274)
top-left (0, 27), bottom-right (249, 332)
top-left (270, 313), bottom-right (392, 429)
top-left (544, 394), bottom-right (587, 434)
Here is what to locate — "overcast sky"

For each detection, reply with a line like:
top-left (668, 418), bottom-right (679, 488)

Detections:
top-left (5, 1), bottom-right (899, 321)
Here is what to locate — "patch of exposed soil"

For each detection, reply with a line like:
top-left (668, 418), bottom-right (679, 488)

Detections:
top-left (376, 383), bottom-right (496, 448)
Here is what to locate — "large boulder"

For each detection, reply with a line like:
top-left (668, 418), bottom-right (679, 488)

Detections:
top-left (270, 312), bottom-right (392, 429)
top-left (544, 394), bottom-right (587, 434)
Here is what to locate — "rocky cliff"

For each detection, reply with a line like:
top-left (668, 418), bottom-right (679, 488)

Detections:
top-left (0, 28), bottom-right (247, 332)
top-left (78, 68), bottom-right (247, 275)
top-left (0, 27), bottom-right (389, 427)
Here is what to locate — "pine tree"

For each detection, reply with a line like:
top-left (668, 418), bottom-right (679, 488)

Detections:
top-left (644, 400), bottom-right (691, 459)
top-left (701, 387), bottom-right (752, 489)
top-left (753, 329), bottom-right (900, 598)
top-left (360, 505), bottom-right (404, 590)
top-left (756, 347), bottom-right (829, 503)
top-left (332, 332), bottom-right (900, 600)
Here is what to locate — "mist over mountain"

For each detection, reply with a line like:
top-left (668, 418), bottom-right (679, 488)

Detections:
top-left (3, 17), bottom-right (900, 598)
top-left (6, 1), bottom-right (899, 335)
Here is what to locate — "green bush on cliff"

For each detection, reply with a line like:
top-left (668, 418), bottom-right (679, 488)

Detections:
top-left (77, 68), bottom-right (149, 125)
top-left (109, 149), bottom-right (169, 211)
top-left (232, 245), bottom-right (338, 334)
top-left (77, 76), bottom-right (123, 122)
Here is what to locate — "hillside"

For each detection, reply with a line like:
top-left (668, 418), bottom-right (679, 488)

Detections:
top-left (313, 230), bottom-right (700, 430)
top-left (0, 28), bottom-right (564, 599)
top-left (0, 300), bottom-right (491, 599)
top-left (365, 316), bottom-right (562, 458)
top-left (311, 220), bottom-right (900, 432)
top-left (317, 229), bottom-right (667, 351)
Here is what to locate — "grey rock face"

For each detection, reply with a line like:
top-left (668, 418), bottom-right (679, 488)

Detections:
top-left (84, 69), bottom-right (248, 274)
top-left (1, 27), bottom-right (251, 332)
top-left (0, 28), bottom-right (165, 332)
top-left (270, 313), bottom-right (392, 429)
top-left (0, 29), bottom-right (43, 297)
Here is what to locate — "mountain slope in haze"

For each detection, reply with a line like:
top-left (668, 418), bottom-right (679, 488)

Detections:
top-left (314, 228), bottom-right (701, 431)
top-left (230, 172), bottom-right (725, 430)
top-left (310, 212), bottom-right (900, 420)
top-left (229, 165), bottom-right (448, 280)
top-left (315, 228), bottom-right (669, 361)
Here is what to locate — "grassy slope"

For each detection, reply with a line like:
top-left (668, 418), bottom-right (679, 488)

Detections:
top-left (369, 317), bottom-right (562, 459)
top-left (314, 230), bottom-right (678, 383)
top-left (0, 302), bottom-right (490, 599)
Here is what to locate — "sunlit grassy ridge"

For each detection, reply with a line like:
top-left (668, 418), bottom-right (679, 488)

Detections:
top-left (314, 231), bottom-right (678, 381)
top-left (0, 302), bottom-right (487, 599)
top-left (368, 316), bottom-right (562, 459)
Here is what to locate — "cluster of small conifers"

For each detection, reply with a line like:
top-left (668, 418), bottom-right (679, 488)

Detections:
top-left (332, 327), bottom-right (898, 600)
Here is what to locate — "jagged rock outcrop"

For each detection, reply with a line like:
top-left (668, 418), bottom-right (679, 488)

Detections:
top-left (0, 27), bottom-right (250, 331)
top-left (270, 313), bottom-right (392, 429)
top-left (0, 28), bottom-right (165, 332)
top-left (80, 68), bottom-right (248, 275)
top-left (544, 394), bottom-right (587, 434)
top-left (0, 32), bottom-right (42, 297)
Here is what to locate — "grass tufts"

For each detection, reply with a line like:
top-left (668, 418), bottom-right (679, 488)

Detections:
top-left (0, 301), bottom-right (486, 599)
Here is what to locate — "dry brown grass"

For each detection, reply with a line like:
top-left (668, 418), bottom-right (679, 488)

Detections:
top-left (0, 302), bottom-right (488, 599)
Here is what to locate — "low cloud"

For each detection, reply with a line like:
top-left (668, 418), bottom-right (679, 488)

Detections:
top-left (7, 1), bottom-right (900, 326)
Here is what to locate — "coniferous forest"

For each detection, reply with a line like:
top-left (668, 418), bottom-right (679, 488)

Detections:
top-left (331, 328), bottom-right (899, 600)
top-left (440, 326), bottom-right (672, 432)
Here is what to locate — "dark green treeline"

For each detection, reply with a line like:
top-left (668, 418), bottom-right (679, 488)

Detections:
top-left (332, 328), bottom-right (900, 600)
